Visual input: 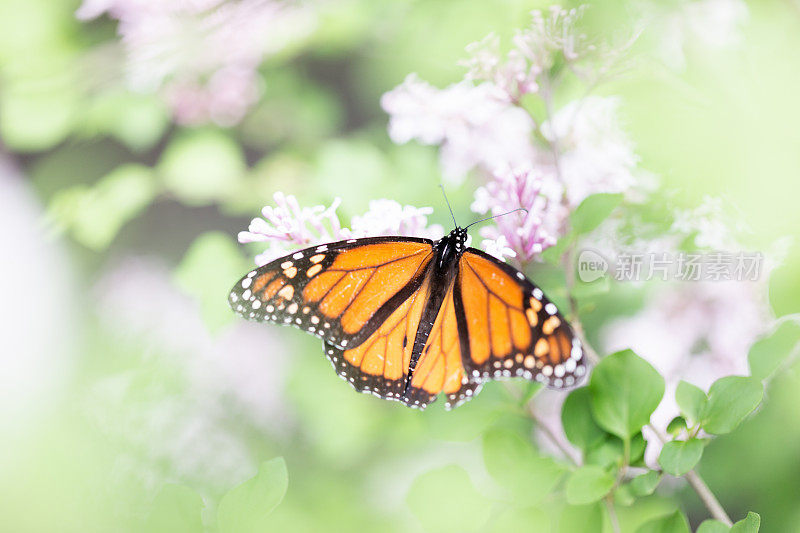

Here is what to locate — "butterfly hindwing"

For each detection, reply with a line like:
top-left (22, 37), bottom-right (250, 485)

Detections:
top-left (403, 282), bottom-right (481, 410)
top-left (455, 249), bottom-right (587, 389)
top-left (322, 273), bottom-right (431, 401)
top-left (229, 236), bottom-right (434, 350)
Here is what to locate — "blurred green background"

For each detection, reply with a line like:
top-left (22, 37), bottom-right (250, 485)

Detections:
top-left (1, 0), bottom-right (799, 531)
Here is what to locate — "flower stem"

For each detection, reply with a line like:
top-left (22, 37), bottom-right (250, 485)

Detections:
top-left (605, 496), bottom-right (621, 533)
top-left (503, 382), bottom-right (582, 466)
top-left (649, 425), bottom-right (733, 526)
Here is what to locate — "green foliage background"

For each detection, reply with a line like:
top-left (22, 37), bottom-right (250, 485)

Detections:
top-left (2, 0), bottom-right (800, 532)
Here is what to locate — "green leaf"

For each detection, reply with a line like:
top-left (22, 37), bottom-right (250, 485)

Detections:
top-left (407, 465), bottom-right (491, 533)
top-left (629, 431), bottom-right (647, 466)
top-left (160, 128), bottom-right (246, 206)
top-left (630, 471), bottom-right (662, 497)
top-left (658, 439), bottom-right (705, 476)
top-left (489, 507), bottom-right (550, 533)
top-left (748, 321), bottom-right (800, 380)
top-left (571, 193), bottom-right (624, 234)
top-left (666, 416), bottom-right (688, 436)
top-left (769, 247), bottom-right (800, 317)
top-left (49, 164), bottom-right (158, 251)
top-left (615, 483), bottom-right (635, 506)
top-left (83, 88), bottom-right (169, 151)
top-left (482, 429), bottom-right (565, 503)
top-left (520, 382), bottom-right (543, 404)
top-left (589, 349), bottom-right (665, 440)
top-left (558, 503), bottom-right (604, 533)
top-left (696, 520), bottom-right (730, 533)
top-left (0, 67), bottom-right (79, 151)
top-left (218, 457), bottom-right (288, 533)
top-left (584, 436), bottom-right (623, 468)
top-left (565, 465), bottom-right (615, 505)
top-left (583, 432), bottom-right (645, 469)
top-left (174, 232), bottom-right (249, 332)
top-left (636, 510), bottom-right (691, 533)
top-left (675, 381), bottom-right (707, 425)
top-left (572, 275), bottom-right (611, 300)
top-left (731, 512), bottom-right (760, 532)
top-left (541, 231), bottom-right (575, 265)
top-left (144, 484), bottom-right (205, 533)
top-left (701, 376), bottom-right (763, 435)
top-left (561, 387), bottom-right (607, 451)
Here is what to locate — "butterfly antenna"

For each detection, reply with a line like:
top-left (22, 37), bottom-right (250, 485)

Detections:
top-left (464, 208), bottom-right (528, 230)
top-left (439, 184), bottom-right (458, 228)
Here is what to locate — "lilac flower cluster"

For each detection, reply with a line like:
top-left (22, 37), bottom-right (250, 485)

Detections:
top-left (241, 193), bottom-right (443, 266)
top-left (382, 7), bottom-right (640, 262)
top-left (471, 166), bottom-right (564, 263)
top-left (77, 0), bottom-right (316, 125)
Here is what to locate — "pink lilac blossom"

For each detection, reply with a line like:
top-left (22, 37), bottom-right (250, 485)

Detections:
top-left (471, 166), bottom-right (565, 263)
top-left (239, 192), bottom-right (351, 266)
top-left (77, 0), bottom-right (316, 125)
top-left (381, 74), bottom-right (536, 183)
top-left (460, 33), bottom-right (540, 103)
top-left (460, 6), bottom-right (594, 102)
top-left (383, 7), bottom-right (644, 263)
top-left (241, 193), bottom-right (443, 265)
top-left (541, 96), bottom-right (640, 207)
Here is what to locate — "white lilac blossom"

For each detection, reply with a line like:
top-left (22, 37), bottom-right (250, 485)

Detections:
top-left (672, 195), bottom-right (751, 250)
top-left (76, 0), bottom-right (316, 125)
top-left (460, 33), bottom-right (540, 103)
top-left (349, 199), bottom-right (444, 241)
top-left (649, 0), bottom-right (749, 70)
top-left (381, 74), bottom-right (536, 183)
top-left (89, 259), bottom-right (291, 491)
top-left (602, 278), bottom-right (772, 465)
top-left (241, 193), bottom-right (443, 265)
top-left (471, 166), bottom-right (565, 263)
top-left (541, 96), bottom-right (640, 207)
top-left (239, 192), bottom-right (351, 266)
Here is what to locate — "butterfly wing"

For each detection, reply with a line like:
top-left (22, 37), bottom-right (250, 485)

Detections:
top-left (455, 249), bottom-right (587, 388)
top-left (323, 272), bottom-right (481, 410)
top-left (322, 272), bottom-right (432, 401)
top-left (402, 282), bottom-right (482, 410)
top-left (229, 237), bottom-right (434, 349)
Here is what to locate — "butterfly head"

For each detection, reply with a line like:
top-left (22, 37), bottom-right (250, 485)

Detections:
top-left (451, 226), bottom-right (468, 253)
top-left (434, 226), bottom-right (469, 269)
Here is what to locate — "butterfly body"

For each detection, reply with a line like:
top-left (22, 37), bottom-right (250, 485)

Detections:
top-left (230, 226), bottom-right (586, 410)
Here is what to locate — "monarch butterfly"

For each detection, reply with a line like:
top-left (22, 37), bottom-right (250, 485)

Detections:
top-left (229, 205), bottom-right (586, 410)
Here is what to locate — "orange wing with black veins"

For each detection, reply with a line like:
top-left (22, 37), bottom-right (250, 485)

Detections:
top-left (455, 249), bottom-right (587, 389)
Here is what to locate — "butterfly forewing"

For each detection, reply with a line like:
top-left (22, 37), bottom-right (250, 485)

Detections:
top-left (322, 271), bottom-right (431, 401)
top-left (455, 249), bottom-right (587, 389)
top-left (228, 237), bottom-right (434, 350)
